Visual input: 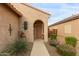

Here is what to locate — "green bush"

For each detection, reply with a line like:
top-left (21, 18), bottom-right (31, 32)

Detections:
top-left (50, 34), bottom-right (57, 40)
top-left (3, 37), bottom-right (28, 55)
top-left (65, 36), bottom-right (77, 47)
top-left (57, 44), bottom-right (76, 56)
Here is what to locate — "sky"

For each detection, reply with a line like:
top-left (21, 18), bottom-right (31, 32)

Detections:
top-left (31, 3), bottom-right (79, 25)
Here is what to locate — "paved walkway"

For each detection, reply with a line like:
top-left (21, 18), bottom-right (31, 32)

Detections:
top-left (30, 40), bottom-right (49, 56)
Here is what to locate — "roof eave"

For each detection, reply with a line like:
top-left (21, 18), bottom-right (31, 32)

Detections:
top-left (6, 3), bottom-right (22, 17)
top-left (21, 3), bottom-right (51, 16)
top-left (49, 14), bottom-right (79, 27)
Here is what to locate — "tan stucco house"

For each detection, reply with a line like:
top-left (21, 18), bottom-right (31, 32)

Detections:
top-left (0, 3), bottom-right (22, 51)
top-left (49, 14), bottom-right (79, 55)
top-left (0, 3), bottom-right (50, 51)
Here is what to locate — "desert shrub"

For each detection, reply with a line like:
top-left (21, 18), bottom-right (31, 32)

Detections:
top-left (49, 33), bottom-right (58, 47)
top-left (57, 44), bottom-right (76, 56)
top-left (0, 31), bottom-right (28, 56)
top-left (49, 39), bottom-right (58, 47)
top-left (2, 31), bottom-right (28, 56)
top-left (50, 34), bottom-right (57, 40)
top-left (4, 37), bottom-right (28, 56)
top-left (49, 34), bottom-right (58, 47)
top-left (65, 36), bottom-right (77, 47)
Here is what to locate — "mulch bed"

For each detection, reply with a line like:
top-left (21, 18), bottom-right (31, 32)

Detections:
top-left (45, 42), bottom-right (59, 56)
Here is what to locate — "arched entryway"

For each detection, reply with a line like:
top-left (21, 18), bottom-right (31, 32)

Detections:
top-left (34, 20), bottom-right (44, 40)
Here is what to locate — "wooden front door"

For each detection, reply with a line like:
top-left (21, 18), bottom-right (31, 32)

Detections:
top-left (34, 20), bottom-right (44, 40)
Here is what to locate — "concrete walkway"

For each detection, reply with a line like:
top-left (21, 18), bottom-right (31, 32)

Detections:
top-left (30, 40), bottom-right (49, 56)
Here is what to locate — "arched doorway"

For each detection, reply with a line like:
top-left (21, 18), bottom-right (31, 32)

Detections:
top-left (34, 20), bottom-right (44, 40)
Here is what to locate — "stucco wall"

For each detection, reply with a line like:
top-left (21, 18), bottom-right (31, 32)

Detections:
top-left (49, 19), bottom-right (79, 55)
top-left (49, 19), bottom-right (79, 43)
top-left (12, 3), bottom-right (49, 42)
top-left (0, 4), bottom-right (19, 51)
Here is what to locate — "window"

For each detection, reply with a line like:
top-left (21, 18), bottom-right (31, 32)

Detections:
top-left (9, 24), bottom-right (12, 36)
top-left (64, 24), bottom-right (72, 34)
top-left (24, 21), bottom-right (27, 30)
